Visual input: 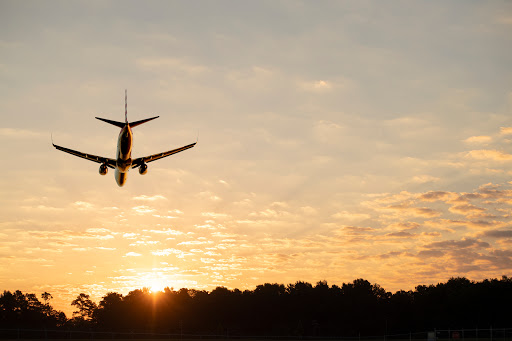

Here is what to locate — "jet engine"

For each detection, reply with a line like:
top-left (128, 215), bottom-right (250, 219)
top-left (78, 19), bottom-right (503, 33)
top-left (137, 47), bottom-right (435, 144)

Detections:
top-left (139, 163), bottom-right (148, 175)
top-left (99, 164), bottom-right (108, 175)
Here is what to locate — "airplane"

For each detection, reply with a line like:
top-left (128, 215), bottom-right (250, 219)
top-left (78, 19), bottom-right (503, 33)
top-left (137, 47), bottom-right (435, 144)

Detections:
top-left (52, 90), bottom-right (196, 187)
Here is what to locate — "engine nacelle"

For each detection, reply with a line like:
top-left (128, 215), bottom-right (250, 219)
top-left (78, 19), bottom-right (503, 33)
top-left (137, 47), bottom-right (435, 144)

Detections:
top-left (139, 163), bottom-right (148, 175)
top-left (99, 164), bottom-right (108, 175)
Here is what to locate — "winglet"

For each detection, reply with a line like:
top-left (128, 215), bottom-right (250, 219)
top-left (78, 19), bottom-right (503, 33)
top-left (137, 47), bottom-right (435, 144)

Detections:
top-left (51, 133), bottom-right (54, 146)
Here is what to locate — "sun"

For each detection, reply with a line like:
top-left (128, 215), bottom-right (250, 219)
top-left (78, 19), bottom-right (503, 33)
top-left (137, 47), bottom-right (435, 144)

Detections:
top-left (148, 278), bottom-right (168, 293)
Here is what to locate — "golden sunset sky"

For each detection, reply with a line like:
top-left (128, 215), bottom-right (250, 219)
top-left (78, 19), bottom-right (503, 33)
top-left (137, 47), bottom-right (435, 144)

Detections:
top-left (1, 0), bottom-right (512, 315)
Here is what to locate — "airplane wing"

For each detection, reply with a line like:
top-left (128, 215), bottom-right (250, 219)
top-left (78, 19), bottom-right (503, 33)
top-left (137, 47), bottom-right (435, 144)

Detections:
top-left (52, 143), bottom-right (117, 168)
top-left (132, 142), bottom-right (196, 168)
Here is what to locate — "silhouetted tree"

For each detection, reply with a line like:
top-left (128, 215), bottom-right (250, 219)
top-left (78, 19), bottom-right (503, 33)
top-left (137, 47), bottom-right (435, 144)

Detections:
top-left (41, 292), bottom-right (53, 305)
top-left (71, 293), bottom-right (97, 325)
top-left (0, 290), bottom-right (66, 329)
top-left (94, 292), bottom-right (124, 330)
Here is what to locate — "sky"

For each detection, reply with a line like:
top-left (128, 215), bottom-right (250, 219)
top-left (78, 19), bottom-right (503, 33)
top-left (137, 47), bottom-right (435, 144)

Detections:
top-left (1, 0), bottom-right (512, 316)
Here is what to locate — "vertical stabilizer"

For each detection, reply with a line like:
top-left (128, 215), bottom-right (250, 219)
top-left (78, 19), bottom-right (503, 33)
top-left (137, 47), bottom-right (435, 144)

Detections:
top-left (125, 89), bottom-right (128, 123)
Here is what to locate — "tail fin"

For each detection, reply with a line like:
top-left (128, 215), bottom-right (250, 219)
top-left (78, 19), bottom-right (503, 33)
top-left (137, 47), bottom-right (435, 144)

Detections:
top-left (95, 90), bottom-right (128, 128)
top-left (125, 89), bottom-right (128, 124)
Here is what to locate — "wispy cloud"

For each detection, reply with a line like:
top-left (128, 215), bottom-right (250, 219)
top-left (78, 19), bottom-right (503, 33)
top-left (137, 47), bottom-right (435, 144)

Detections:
top-left (0, 128), bottom-right (45, 139)
top-left (300, 80), bottom-right (333, 92)
top-left (332, 211), bottom-right (371, 221)
top-left (136, 58), bottom-right (209, 75)
top-left (132, 206), bottom-right (156, 214)
top-left (464, 135), bottom-right (493, 144)
top-left (133, 195), bottom-right (167, 201)
top-left (124, 252), bottom-right (142, 257)
top-left (146, 228), bottom-right (184, 236)
top-left (500, 127), bottom-right (512, 135)
top-left (465, 150), bottom-right (512, 161)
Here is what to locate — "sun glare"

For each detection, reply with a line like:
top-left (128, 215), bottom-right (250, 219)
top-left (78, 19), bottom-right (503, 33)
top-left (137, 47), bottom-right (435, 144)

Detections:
top-left (140, 272), bottom-right (170, 293)
top-left (148, 278), bottom-right (167, 293)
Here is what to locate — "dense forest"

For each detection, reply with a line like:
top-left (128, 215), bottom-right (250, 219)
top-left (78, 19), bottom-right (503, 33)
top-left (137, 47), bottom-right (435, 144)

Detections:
top-left (1, 277), bottom-right (511, 337)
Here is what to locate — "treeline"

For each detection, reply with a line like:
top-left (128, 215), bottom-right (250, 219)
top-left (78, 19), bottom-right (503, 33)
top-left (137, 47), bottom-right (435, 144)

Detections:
top-left (0, 291), bottom-right (67, 329)
top-left (1, 277), bottom-right (511, 337)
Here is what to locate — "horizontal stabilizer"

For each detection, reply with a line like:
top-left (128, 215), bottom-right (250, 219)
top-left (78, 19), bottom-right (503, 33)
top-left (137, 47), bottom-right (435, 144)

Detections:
top-left (96, 117), bottom-right (125, 128)
top-left (130, 116), bottom-right (159, 128)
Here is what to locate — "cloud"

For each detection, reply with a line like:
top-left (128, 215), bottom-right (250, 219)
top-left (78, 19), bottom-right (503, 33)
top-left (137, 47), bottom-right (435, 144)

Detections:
top-left (194, 222), bottom-right (221, 230)
top-left (0, 128), bottom-right (45, 139)
top-left (136, 58), bottom-right (209, 75)
top-left (410, 175), bottom-right (440, 184)
top-left (21, 205), bottom-right (63, 212)
top-left (464, 135), bottom-right (492, 144)
top-left (146, 228), bottom-right (184, 236)
top-left (225, 66), bottom-right (275, 87)
top-left (378, 251), bottom-right (407, 259)
top-left (386, 222), bottom-right (420, 231)
top-left (300, 206), bottom-right (318, 215)
top-left (384, 203), bottom-right (441, 218)
top-left (123, 233), bottom-right (139, 239)
top-left (132, 206), bottom-right (156, 214)
top-left (197, 192), bottom-right (222, 201)
top-left (418, 191), bottom-right (456, 202)
top-left (477, 183), bottom-right (512, 198)
top-left (73, 201), bottom-right (95, 210)
top-left (465, 150), bottom-right (512, 161)
top-left (129, 240), bottom-right (159, 246)
top-left (369, 191), bottom-right (415, 205)
top-left (151, 248), bottom-right (183, 256)
top-left (152, 214), bottom-right (179, 219)
top-left (21, 229), bottom-right (114, 241)
top-left (500, 127), bottom-right (512, 135)
top-left (331, 211), bottom-right (371, 221)
top-left (85, 228), bottom-right (111, 234)
top-left (212, 232), bottom-right (239, 238)
top-left (481, 230), bottom-right (512, 238)
top-left (250, 209), bottom-right (282, 218)
top-left (386, 232), bottom-right (416, 238)
top-left (313, 120), bottom-right (344, 144)
top-left (178, 240), bottom-right (213, 246)
top-left (124, 252), bottom-right (142, 257)
top-left (423, 238), bottom-right (490, 250)
top-left (300, 80), bottom-right (333, 92)
top-left (449, 203), bottom-right (486, 216)
top-left (132, 195), bottom-right (167, 201)
top-left (201, 212), bottom-right (230, 218)
top-left (336, 226), bottom-right (374, 236)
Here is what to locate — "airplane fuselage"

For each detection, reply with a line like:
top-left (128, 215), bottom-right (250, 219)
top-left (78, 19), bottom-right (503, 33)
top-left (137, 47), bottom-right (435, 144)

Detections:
top-left (115, 124), bottom-right (133, 186)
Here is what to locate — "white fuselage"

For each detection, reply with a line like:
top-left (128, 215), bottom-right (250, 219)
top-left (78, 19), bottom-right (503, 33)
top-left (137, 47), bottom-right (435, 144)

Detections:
top-left (114, 125), bottom-right (133, 186)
